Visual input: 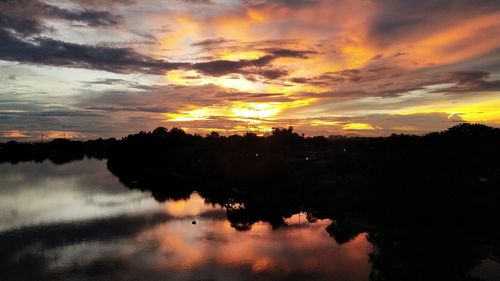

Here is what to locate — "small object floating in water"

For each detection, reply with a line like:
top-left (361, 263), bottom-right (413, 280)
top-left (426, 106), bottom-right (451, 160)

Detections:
top-left (192, 220), bottom-right (197, 225)
top-left (479, 177), bottom-right (489, 183)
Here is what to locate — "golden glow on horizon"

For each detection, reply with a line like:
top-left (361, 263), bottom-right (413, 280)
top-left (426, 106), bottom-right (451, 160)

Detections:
top-left (401, 98), bottom-right (500, 124)
top-left (164, 99), bottom-right (315, 127)
top-left (230, 102), bottom-right (280, 119)
top-left (164, 107), bottom-right (221, 122)
top-left (343, 123), bottom-right (375, 130)
top-left (310, 120), bottom-right (340, 127)
top-left (1, 130), bottom-right (83, 139)
top-left (2, 130), bottom-right (30, 138)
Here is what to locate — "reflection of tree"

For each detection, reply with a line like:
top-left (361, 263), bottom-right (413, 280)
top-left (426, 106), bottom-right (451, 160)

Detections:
top-left (326, 221), bottom-right (365, 245)
top-left (103, 124), bottom-right (500, 235)
top-left (0, 138), bottom-right (116, 164)
top-left (367, 231), bottom-right (487, 281)
top-left (226, 206), bottom-right (254, 231)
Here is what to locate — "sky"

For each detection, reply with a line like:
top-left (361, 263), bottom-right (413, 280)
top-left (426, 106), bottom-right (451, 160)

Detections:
top-left (1, 0), bottom-right (500, 140)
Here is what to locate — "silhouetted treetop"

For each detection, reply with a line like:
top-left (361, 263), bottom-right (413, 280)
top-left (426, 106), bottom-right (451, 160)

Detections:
top-left (152, 127), bottom-right (168, 137)
top-left (441, 123), bottom-right (500, 137)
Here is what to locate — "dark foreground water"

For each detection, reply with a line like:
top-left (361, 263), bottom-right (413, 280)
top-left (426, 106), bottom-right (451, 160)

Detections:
top-left (0, 159), bottom-right (499, 281)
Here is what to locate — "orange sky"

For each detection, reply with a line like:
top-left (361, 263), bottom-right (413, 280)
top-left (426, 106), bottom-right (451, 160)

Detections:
top-left (1, 0), bottom-right (500, 139)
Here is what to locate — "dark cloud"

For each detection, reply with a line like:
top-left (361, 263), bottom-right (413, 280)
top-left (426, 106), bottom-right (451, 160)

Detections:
top-left (191, 38), bottom-right (314, 61)
top-left (72, 0), bottom-right (136, 8)
top-left (57, 9), bottom-right (121, 26)
top-left (371, 17), bottom-right (427, 42)
top-left (254, 68), bottom-right (289, 79)
top-left (0, 0), bottom-right (122, 27)
top-left (445, 71), bottom-right (490, 83)
top-left (243, 0), bottom-right (319, 8)
top-left (181, 0), bottom-right (214, 4)
top-left (0, 1), bottom-right (162, 75)
top-left (1, 8), bottom-right (312, 79)
top-left (83, 78), bottom-right (157, 90)
top-left (0, 29), bottom-right (186, 74)
top-left (2, 110), bottom-right (101, 117)
top-left (0, 11), bottom-right (44, 35)
top-left (438, 71), bottom-right (500, 93)
top-left (85, 78), bottom-right (134, 85)
top-left (265, 48), bottom-right (317, 59)
top-left (192, 60), bottom-right (288, 80)
top-left (0, 2), bottom-right (315, 80)
top-left (291, 68), bottom-right (500, 100)
top-left (77, 84), bottom-right (293, 114)
top-left (191, 37), bottom-right (232, 47)
top-left (190, 48), bottom-right (314, 79)
top-left (83, 105), bottom-right (171, 113)
top-left (191, 55), bottom-right (274, 76)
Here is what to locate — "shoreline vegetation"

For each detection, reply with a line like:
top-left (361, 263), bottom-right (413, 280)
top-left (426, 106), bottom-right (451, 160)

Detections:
top-left (2, 123), bottom-right (499, 164)
top-left (1, 123), bottom-right (499, 227)
top-left (2, 123), bottom-right (500, 280)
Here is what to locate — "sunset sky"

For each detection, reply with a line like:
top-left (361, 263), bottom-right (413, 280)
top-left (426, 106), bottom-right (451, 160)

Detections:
top-left (1, 0), bottom-right (500, 140)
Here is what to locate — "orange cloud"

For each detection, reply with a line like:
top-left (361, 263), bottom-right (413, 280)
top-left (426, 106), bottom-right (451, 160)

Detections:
top-left (409, 12), bottom-right (500, 66)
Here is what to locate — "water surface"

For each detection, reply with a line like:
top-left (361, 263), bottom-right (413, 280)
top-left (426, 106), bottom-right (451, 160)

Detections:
top-left (0, 159), bottom-right (379, 281)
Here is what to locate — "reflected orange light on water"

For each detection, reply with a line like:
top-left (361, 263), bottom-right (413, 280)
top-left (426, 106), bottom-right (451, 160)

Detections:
top-left (136, 195), bottom-right (372, 280)
top-left (163, 193), bottom-right (216, 217)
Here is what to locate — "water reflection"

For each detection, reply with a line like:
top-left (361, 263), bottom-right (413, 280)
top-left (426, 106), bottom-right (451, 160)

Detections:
top-left (0, 160), bottom-right (373, 281)
top-left (164, 192), bottom-right (219, 218)
top-left (138, 213), bottom-right (371, 281)
top-left (0, 159), bottom-right (160, 231)
top-left (1, 160), bottom-right (500, 281)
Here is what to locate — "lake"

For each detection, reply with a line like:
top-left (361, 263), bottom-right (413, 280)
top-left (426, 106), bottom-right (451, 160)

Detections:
top-left (1, 159), bottom-right (499, 281)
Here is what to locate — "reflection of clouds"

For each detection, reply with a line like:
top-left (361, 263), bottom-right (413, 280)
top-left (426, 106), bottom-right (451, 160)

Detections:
top-left (0, 160), bottom-right (161, 231)
top-left (138, 217), bottom-right (371, 281)
top-left (163, 192), bottom-right (219, 217)
top-left (0, 212), bottom-right (172, 281)
top-left (32, 216), bottom-right (370, 281)
top-left (1, 188), bottom-right (372, 281)
top-left (0, 160), bottom-right (370, 280)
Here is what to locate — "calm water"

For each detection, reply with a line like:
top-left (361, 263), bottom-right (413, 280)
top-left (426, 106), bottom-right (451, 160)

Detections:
top-left (0, 159), bottom-right (499, 281)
